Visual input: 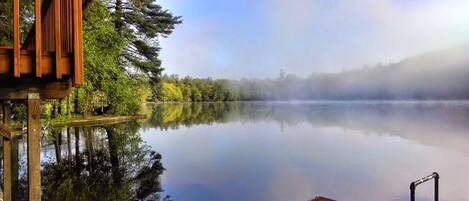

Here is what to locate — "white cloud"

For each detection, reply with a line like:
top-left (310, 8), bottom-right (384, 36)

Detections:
top-left (159, 0), bottom-right (469, 78)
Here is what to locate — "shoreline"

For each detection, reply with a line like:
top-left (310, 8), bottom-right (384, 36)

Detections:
top-left (50, 115), bottom-right (146, 127)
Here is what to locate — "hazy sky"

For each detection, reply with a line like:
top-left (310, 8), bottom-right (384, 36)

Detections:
top-left (158, 0), bottom-right (469, 78)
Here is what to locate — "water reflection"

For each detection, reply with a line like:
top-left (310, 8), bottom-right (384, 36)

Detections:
top-left (143, 101), bottom-right (469, 153)
top-left (141, 101), bottom-right (469, 201)
top-left (3, 101), bottom-right (469, 201)
top-left (2, 122), bottom-right (170, 201)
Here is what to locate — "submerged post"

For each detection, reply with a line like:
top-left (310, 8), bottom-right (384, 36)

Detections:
top-left (28, 93), bottom-right (41, 201)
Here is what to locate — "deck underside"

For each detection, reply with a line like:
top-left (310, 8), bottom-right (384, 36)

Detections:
top-left (0, 47), bottom-right (74, 99)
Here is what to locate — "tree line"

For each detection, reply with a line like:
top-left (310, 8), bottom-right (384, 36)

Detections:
top-left (157, 45), bottom-right (469, 102)
top-left (155, 74), bottom-right (238, 102)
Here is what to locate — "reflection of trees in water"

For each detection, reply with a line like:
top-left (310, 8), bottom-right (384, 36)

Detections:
top-left (145, 102), bottom-right (237, 130)
top-left (6, 121), bottom-right (169, 201)
top-left (145, 102), bottom-right (469, 142)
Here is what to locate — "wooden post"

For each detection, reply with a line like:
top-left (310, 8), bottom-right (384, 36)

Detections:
top-left (3, 101), bottom-right (12, 201)
top-left (28, 94), bottom-right (41, 201)
top-left (72, 0), bottom-right (84, 85)
top-left (35, 0), bottom-right (42, 77)
top-left (13, 0), bottom-right (20, 77)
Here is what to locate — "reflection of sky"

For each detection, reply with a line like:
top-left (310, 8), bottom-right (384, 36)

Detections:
top-left (141, 119), bottom-right (469, 201)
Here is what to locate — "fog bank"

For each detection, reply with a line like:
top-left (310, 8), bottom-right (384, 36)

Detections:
top-left (229, 46), bottom-right (469, 100)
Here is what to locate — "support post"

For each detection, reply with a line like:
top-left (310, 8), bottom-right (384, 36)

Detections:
top-left (2, 101), bottom-right (12, 201)
top-left (28, 94), bottom-right (41, 201)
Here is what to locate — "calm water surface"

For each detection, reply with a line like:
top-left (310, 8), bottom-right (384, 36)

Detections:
top-left (140, 101), bottom-right (469, 201)
top-left (5, 101), bottom-right (469, 201)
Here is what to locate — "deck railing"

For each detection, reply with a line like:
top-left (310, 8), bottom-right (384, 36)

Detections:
top-left (410, 172), bottom-right (439, 201)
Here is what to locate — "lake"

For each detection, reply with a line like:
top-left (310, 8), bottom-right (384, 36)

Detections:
top-left (5, 101), bottom-right (469, 201)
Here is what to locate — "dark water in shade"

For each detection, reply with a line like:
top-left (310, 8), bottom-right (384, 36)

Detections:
top-left (4, 101), bottom-right (469, 201)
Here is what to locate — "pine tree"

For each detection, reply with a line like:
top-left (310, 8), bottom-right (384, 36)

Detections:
top-left (111, 0), bottom-right (182, 94)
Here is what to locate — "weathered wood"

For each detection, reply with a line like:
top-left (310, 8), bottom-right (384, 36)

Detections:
top-left (0, 79), bottom-right (73, 100)
top-left (35, 0), bottom-right (42, 77)
top-left (28, 94), bottom-right (41, 201)
top-left (3, 101), bottom-right (12, 201)
top-left (13, 0), bottom-right (20, 77)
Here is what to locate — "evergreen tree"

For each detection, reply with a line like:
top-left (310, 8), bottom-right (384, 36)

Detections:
top-left (111, 0), bottom-right (182, 96)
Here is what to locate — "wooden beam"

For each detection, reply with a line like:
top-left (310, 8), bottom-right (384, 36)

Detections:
top-left (78, 0), bottom-right (83, 80)
top-left (35, 0), bottom-right (42, 77)
top-left (72, 0), bottom-right (84, 85)
top-left (54, 0), bottom-right (62, 79)
top-left (13, 0), bottom-right (20, 77)
top-left (3, 101), bottom-right (12, 201)
top-left (0, 48), bottom-right (73, 76)
top-left (0, 79), bottom-right (73, 100)
top-left (28, 94), bottom-right (41, 201)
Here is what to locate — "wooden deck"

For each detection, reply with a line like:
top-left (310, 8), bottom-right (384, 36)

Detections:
top-left (0, 0), bottom-right (83, 100)
top-left (0, 47), bottom-right (73, 77)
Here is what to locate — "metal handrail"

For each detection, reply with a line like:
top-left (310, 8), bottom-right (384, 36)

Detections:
top-left (410, 172), bottom-right (439, 201)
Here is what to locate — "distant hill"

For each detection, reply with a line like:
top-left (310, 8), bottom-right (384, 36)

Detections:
top-left (231, 45), bottom-right (469, 100)
top-left (308, 45), bottom-right (469, 100)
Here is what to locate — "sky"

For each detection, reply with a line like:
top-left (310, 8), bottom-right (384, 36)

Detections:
top-left (157, 0), bottom-right (469, 79)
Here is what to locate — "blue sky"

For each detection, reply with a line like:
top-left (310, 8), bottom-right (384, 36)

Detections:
top-left (158, 0), bottom-right (469, 78)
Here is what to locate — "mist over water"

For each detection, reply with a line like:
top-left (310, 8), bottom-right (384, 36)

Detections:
top-left (141, 101), bottom-right (469, 201)
top-left (227, 46), bottom-right (469, 101)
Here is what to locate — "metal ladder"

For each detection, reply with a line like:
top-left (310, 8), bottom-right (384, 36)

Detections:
top-left (410, 172), bottom-right (439, 201)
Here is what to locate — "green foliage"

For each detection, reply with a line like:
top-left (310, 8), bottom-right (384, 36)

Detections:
top-left (155, 75), bottom-right (235, 102)
top-left (11, 103), bottom-right (27, 122)
top-left (145, 102), bottom-right (234, 130)
top-left (0, 0), bottom-right (34, 45)
top-left (80, 1), bottom-right (141, 115)
top-left (160, 83), bottom-right (183, 102)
